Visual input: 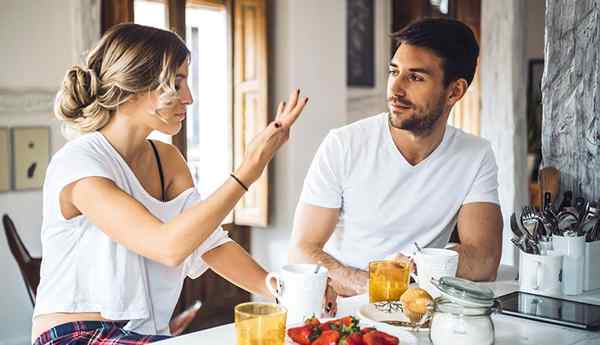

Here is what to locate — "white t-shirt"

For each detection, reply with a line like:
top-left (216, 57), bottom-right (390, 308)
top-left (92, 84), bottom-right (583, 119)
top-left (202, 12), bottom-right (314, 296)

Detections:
top-left (299, 113), bottom-right (499, 270)
top-left (33, 131), bottom-right (231, 335)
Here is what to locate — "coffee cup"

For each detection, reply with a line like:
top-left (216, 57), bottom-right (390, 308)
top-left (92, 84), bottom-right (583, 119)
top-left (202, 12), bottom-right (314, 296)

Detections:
top-left (518, 250), bottom-right (563, 294)
top-left (552, 235), bottom-right (585, 295)
top-left (413, 248), bottom-right (459, 297)
top-left (265, 264), bottom-right (328, 324)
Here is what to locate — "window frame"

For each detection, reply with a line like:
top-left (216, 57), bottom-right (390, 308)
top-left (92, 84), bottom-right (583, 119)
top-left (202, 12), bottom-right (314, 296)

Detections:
top-left (102, 0), bottom-right (269, 227)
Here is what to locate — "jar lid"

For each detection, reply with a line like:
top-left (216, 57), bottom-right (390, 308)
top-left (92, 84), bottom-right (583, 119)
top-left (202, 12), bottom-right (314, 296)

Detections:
top-left (430, 277), bottom-right (495, 307)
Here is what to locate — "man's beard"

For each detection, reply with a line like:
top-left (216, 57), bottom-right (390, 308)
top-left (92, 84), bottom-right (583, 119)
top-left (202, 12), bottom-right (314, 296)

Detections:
top-left (388, 98), bottom-right (445, 136)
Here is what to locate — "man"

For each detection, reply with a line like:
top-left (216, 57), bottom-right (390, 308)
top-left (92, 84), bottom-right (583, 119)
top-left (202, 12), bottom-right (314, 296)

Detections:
top-left (289, 18), bottom-right (502, 297)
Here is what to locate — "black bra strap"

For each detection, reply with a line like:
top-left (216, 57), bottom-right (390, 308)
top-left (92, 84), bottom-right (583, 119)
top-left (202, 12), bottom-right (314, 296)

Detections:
top-left (148, 140), bottom-right (165, 202)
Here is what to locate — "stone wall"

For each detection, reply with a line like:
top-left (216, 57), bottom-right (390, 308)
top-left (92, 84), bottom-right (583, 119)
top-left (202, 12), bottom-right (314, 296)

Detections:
top-left (542, 0), bottom-right (600, 200)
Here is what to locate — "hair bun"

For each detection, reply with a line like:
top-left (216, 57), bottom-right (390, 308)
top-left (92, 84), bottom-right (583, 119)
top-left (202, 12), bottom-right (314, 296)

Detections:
top-left (70, 66), bottom-right (100, 107)
top-left (54, 65), bottom-right (110, 133)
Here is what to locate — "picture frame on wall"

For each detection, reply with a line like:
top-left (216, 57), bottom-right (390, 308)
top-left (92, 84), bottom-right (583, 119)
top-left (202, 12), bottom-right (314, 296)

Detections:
top-left (527, 59), bottom-right (544, 154)
top-left (11, 126), bottom-right (50, 190)
top-left (0, 127), bottom-right (10, 192)
top-left (347, 0), bottom-right (375, 87)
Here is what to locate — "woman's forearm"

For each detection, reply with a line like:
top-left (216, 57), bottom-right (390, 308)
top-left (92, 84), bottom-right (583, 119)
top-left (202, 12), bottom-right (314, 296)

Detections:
top-left (202, 241), bottom-right (273, 299)
top-left (161, 175), bottom-right (250, 265)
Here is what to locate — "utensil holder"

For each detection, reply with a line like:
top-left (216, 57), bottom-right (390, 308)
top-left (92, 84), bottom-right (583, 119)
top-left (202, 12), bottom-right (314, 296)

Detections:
top-left (584, 241), bottom-right (600, 291)
top-left (552, 235), bottom-right (585, 295)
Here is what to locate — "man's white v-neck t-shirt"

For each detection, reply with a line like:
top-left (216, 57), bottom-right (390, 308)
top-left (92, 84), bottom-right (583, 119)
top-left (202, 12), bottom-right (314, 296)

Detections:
top-left (300, 113), bottom-right (499, 270)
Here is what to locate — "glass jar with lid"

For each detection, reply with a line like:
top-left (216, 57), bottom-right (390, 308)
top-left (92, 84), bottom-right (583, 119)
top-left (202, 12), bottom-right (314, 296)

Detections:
top-left (429, 277), bottom-right (498, 345)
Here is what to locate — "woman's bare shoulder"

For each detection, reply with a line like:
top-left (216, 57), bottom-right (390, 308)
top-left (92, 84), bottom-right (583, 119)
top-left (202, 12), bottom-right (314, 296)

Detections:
top-left (150, 140), bottom-right (194, 195)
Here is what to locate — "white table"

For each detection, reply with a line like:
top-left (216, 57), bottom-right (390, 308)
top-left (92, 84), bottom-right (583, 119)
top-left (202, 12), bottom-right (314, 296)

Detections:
top-left (156, 281), bottom-right (600, 345)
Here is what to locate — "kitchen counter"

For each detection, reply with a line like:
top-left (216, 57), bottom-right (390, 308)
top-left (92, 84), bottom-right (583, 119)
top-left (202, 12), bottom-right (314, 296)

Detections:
top-left (155, 280), bottom-right (600, 345)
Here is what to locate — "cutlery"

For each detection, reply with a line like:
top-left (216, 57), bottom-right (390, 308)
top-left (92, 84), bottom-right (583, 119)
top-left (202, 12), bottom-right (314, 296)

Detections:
top-left (511, 237), bottom-right (527, 253)
top-left (314, 262), bottom-right (322, 274)
top-left (510, 213), bottom-right (524, 238)
top-left (414, 242), bottom-right (423, 254)
top-left (521, 206), bottom-right (540, 240)
top-left (382, 318), bottom-right (431, 329)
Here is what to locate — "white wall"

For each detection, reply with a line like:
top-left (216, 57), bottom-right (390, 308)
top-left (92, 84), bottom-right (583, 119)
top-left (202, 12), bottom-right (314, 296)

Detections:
top-left (250, 0), bottom-right (347, 279)
top-left (480, 0), bottom-right (529, 267)
top-left (0, 1), bottom-right (98, 344)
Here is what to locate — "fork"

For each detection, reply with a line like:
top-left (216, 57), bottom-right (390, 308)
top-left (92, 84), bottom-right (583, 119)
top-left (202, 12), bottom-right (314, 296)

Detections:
top-left (521, 206), bottom-right (541, 240)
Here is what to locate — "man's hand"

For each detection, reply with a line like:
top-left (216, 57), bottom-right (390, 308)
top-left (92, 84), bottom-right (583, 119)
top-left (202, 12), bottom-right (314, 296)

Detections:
top-left (323, 279), bottom-right (338, 317)
top-left (389, 253), bottom-right (416, 274)
top-left (289, 203), bottom-right (369, 297)
top-left (328, 272), bottom-right (368, 297)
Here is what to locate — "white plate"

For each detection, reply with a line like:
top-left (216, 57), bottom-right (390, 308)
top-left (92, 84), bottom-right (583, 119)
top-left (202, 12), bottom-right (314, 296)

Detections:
top-left (356, 303), bottom-right (430, 333)
top-left (284, 316), bottom-right (419, 344)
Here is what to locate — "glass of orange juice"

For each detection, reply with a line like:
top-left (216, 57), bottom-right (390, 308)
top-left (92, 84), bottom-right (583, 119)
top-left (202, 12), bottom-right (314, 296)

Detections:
top-left (234, 302), bottom-right (287, 345)
top-left (369, 259), bottom-right (411, 303)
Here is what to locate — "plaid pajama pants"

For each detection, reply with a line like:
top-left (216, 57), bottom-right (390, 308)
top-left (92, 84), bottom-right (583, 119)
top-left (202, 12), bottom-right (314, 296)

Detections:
top-left (33, 321), bottom-right (171, 345)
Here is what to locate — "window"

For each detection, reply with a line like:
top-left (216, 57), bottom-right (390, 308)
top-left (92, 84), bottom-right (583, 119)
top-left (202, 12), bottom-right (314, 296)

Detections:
top-left (106, 0), bottom-right (269, 227)
top-left (134, 0), bottom-right (166, 29)
top-left (134, 0), bottom-right (172, 144)
top-left (185, 3), bottom-right (231, 199)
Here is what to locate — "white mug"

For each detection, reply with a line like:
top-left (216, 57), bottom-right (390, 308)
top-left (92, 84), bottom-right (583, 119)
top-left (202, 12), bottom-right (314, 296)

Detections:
top-left (518, 250), bottom-right (563, 295)
top-left (265, 264), bottom-right (328, 324)
top-left (552, 235), bottom-right (585, 295)
top-left (413, 248), bottom-right (459, 297)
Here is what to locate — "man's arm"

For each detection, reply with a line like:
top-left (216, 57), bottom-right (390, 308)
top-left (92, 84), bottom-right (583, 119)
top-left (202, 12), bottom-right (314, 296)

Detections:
top-left (449, 202), bottom-right (503, 281)
top-left (289, 202), bottom-right (368, 296)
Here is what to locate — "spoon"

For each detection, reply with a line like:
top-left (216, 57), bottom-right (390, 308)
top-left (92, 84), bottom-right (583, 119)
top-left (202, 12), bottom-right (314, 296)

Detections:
top-left (414, 242), bottom-right (423, 254)
top-left (314, 262), bottom-right (322, 274)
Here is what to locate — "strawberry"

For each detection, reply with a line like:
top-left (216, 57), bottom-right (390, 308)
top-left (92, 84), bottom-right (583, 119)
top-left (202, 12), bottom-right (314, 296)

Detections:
top-left (362, 330), bottom-right (399, 345)
top-left (376, 331), bottom-right (399, 345)
top-left (304, 315), bottom-right (321, 327)
top-left (339, 316), bottom-right (360, 335)
top-left (340, 332), bottom-right (365, 345)
top-left (287, 324), bottom-right (320, 345)
top-left (312, 330), bottom-right (340, 345)
top-left (340, 316), bottom-right (358, 327)
top-left (319, 316), bottom-right (360, 332)
top-left (360, 327), bottom-right (376, 335)
top-left (319, 320), bottom-right (340, 331)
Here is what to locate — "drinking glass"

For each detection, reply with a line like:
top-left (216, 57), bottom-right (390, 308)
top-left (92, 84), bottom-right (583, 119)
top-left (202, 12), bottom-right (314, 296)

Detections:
top-left (368, 259), bottom-right (411, 303)
top-left (234, 302), bottom-right (287, 345)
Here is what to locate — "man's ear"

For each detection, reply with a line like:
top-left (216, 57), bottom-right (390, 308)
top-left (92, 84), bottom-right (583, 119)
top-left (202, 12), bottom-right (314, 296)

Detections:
top-left (447, 79), bottom-right (469, 106)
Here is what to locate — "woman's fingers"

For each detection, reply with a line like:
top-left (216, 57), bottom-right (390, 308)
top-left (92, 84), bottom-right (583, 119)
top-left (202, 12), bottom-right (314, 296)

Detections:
top-left (263, 89), bottom-right (308, 150)
top-left (283, 89), bottom-right (300, 114)
top-left (279, 96), bottom-right (308, 129)
top-left (271, 89), bottom-right (308, 131)
top-left (276, 101), bottom-right (285, 119)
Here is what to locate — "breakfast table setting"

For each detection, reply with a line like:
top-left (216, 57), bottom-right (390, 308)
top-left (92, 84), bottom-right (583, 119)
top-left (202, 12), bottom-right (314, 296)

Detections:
top-left (152, 172), bottom-right (600, 345)
top-left (155, 260), bottom-right (600, 345)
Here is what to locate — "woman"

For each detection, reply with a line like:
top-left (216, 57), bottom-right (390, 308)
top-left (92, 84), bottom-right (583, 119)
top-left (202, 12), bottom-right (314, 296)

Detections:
top-left (32, 23), bottom-right (311, 344)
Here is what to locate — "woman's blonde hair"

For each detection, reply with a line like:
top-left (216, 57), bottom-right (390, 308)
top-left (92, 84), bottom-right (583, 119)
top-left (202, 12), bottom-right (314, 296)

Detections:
top-left (54, 23), bottom-right (190, 135)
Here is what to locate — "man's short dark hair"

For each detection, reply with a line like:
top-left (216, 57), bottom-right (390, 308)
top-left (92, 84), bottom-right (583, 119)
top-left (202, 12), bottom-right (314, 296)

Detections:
top-left (391, 18), bottom-right (479, 87)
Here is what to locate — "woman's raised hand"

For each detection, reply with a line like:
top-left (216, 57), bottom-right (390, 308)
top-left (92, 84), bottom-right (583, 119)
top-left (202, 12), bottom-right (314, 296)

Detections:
top-left (235, 89), bottom-right (308, 186)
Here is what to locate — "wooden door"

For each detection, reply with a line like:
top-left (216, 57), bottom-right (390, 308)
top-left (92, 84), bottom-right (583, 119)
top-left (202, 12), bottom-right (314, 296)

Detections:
top-left (232, 0), bottom-right (269, 227)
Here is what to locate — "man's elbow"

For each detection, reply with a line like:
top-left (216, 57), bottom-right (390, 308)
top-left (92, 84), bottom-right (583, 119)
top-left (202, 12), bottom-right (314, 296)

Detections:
top-left (287, 244), bottom-right (303, 263)
top-left (483, 246), bottom-right (502, 281)
top-left (288, 240), bottom-right (318, 264)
